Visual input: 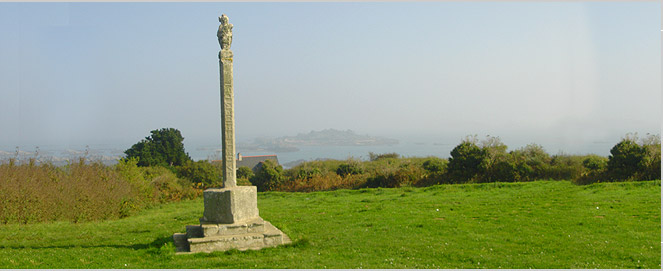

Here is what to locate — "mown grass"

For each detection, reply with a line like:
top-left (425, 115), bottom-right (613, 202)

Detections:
top-left (0, 180), bottom-right (659, 269)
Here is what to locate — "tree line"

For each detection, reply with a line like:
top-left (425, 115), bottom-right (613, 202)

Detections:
top-left (246, 134), bottom-right (661, 192)
top-left (121, 128), bottom-right (660, 192)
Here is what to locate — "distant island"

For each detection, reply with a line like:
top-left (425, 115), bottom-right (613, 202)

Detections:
top-left (238, 129), bottom-right (399, 153)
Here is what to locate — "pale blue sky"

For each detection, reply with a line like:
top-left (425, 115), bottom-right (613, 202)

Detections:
top-left (0, 2), bottom-right (660, 156)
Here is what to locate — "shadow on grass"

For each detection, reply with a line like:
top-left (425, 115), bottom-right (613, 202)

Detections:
top-left (0, 235), bottom-right (174, 251)
top-left (2, 236), bottom-right (309, 255)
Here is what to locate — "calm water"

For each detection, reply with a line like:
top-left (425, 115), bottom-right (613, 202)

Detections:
top-left (203, 138), bottom-right (614, 167)
top-left (1, 138), bottom-right (614, 168)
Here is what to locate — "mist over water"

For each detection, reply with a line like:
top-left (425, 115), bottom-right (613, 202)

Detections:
top-left (189, 133), bottom-right (618, 167)
top-left (0, 132), bottom-right (639, 168)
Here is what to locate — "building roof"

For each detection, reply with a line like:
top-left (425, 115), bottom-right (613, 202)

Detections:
top-left (236, 154), bottom-right (279, 172)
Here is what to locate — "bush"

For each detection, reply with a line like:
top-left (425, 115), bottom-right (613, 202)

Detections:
top-left (512, 144), bottom-right (551, 181)
top-left (177, 160), bottom-right (222, 188)
top-left (250, 160), bottom-right (284, 192)
top-left (607, 137), bottom-right (646, 180)
top-left (278, 172), bottom-right (364, 192)
top-left (236, 166), bottom-right (254, 179)
top-left (582, 155), bottom-right (608, 171)
top-left (422, 157), bottom-right (447, 173)
top-left (447, 138), bottom-right (487, 183)
top-left (117, 158), bottom-right (199, 210)
top-left (236, 166), bottom-right (254, 186)
top-left (638, 134), bottom-right (661, 180)
top-left (365, 162), bottom-right (424, 188)
top-left (490, 160), bottom-right (521, 182)
top-left (149, 169), bottom-right (198, 203)
top-left (336, 160), bottom-right (364, 177)
top-left (547, 154), bottom-right (584, 181)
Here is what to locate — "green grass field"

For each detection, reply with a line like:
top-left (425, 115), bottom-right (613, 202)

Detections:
top-left (0, 180), bottom-right (659, 269)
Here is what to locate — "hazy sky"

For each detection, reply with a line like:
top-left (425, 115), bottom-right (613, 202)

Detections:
top-left (0, 2), bottom-right (660, 155)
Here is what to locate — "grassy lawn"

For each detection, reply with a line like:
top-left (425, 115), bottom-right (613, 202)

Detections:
top-left (0, 180), bottom-right (659, 269)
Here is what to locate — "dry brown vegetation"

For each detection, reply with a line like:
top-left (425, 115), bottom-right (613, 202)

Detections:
top-left (278, 172), bottom-right (365, 192)
top-left (0, 158), bottom-right (199, 224)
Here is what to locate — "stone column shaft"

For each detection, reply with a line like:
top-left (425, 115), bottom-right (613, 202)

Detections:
top-left (220, 49), bottom-right (236, 188)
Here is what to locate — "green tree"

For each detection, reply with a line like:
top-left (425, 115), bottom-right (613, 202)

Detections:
top-left (249, 160), bottom-right (284, 191)
top-left (607, 136), bottom-right (645, 180)
top-left (447, 136), bottom-right (487, 183)
top-left (124, 128), bottom-right (192, 167)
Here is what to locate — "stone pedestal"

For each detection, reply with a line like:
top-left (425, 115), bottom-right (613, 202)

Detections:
top-left (173, 187), bottom-right (291, 253)
top-left (202, 187), bottom-right (258, 224)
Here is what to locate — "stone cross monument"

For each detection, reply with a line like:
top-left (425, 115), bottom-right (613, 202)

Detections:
top-left (218, 14), bottom-right (236, 188)
top-left (173, 14), bottom-right (290, 253)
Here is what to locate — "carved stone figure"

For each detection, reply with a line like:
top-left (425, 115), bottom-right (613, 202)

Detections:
top-left (217, 14), bottom-right (233, 50)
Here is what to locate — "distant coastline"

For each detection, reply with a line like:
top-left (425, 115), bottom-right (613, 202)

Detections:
top-left (237, 129), bottom-right (399, 153)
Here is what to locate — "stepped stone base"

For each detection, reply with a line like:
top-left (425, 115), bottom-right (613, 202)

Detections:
top-left (173, 187), bottom-right (290, 253)
top-left (173, 218), bottom-right (290, 253)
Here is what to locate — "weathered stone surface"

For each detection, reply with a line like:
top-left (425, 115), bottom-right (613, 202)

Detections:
top-left (201, 187), bottom-right (259, 224)
top-left (216, 218), bottom-right (265, 235)
top-left (185, 225), bottom-right (203, 238)
top-left (220, 49), bottom-right (236, 188)
top-left (174, 216), bottom-right (291, 253)
top-left (180, 220), bottom-right (291, 253)
top-left (217, 14), bottom-right (233, 50)
top-left (172, 233), bottom-right (190, 252)
top-left (199, 218), bottom-right (265, 236)
top-left (189, 233), bottom-right (264, 253)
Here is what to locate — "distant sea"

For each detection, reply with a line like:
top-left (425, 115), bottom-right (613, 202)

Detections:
top-left (193, 137), bottom-right (615, 168)
top-left (1, 137), bottom-right (615, 168)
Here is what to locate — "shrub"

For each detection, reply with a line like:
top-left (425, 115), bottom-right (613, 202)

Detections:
top-left (117, 159), bottom-right (199, 212)
top-left (365, 162), bottom-right (424, 188)
top-left (607, 137), bottom-right (645, 180)
top-left (512, 144), bottom-right (551, 181)
top-left (490, 160), bottom-right (521, 182)
top-left (250, 160), bottom-right (284, 192)
top-left (447, 137), bottom-right (487, 183)
top-left (236, 166), bottom-right (254, 186)
top-left (582, 155), bottom-right (608, 171)
top-left (295, 167), bottom-right (323, 179)
top-left (149, 169), bottom-right (197, 203)
top-left (177, 160), bottom-right (222, 188)
top-left (422, 157), bottom-right (447, 173)
top-left (336, 159), bottom-right (364, 177)
top-left (236, 166), bottom-right (254, 179)
top-left (278, 172), bottom-right (365, 192)
top-left (547, 154), bottom-right (584, 181)
top-left (638, 134), bottom-right (661, 180)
